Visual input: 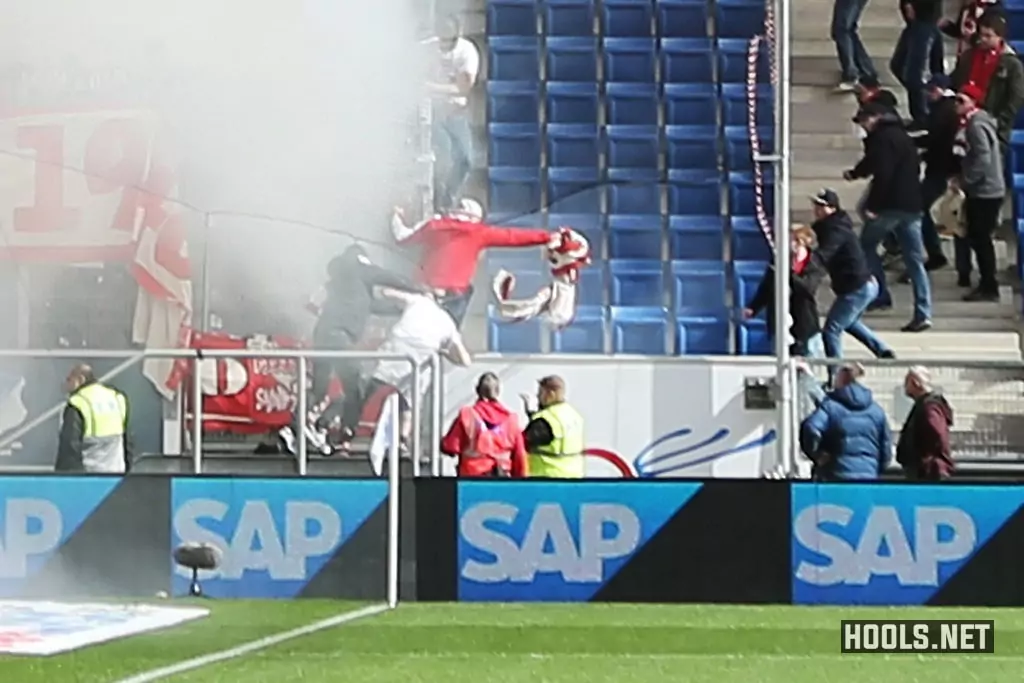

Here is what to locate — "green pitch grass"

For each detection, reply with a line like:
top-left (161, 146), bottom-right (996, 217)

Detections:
top-left (4, 602), bottom-right (1024, 682)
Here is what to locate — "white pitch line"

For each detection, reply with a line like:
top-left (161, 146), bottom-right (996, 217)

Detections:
top-left (114, 603), bottom-right (389, 683)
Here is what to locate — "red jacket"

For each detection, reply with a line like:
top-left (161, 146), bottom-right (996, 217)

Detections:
top-left (441, 400), bottom-right (528, 477)
top-left (401, 217), bottom-right (550, 291)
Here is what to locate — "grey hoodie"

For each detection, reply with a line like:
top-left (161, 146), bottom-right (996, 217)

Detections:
top-left (960, 109), bottom-right (1005, 199)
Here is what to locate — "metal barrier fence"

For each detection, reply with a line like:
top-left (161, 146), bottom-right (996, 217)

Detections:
top-left (0, 348), bottom-right (444, 477)
top-left (801, 357), bottom-right (1024, 464)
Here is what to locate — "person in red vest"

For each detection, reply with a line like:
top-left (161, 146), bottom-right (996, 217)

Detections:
top-left (391, 198), bottom-right (555, 326)
top-left (440, 372), bottom-right (528, 477)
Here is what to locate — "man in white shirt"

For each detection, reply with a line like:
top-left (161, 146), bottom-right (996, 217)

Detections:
top-left (426, 15), bottom-right (480, 211)
top-left (363, 288), bottom-right (472, 443)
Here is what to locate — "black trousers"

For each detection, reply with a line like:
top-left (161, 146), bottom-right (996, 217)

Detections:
top-left (964, 196), bottom-right (1002, 293)
top-left (308, 329), bottom-right (362, 432)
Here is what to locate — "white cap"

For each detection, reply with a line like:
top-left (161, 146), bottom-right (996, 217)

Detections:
top-left (456, 198), bottom-right (483, 221)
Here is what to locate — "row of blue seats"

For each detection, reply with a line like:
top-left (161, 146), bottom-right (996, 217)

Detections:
top-left (489, 305), bottom-right (772, 355)
top-left (489, 81), bottom-right (772, 127)
top-left (487, 217), bottom-right (770, 260)
top-left (488, 168), bottom-right (776, 215)
top-left (488, 124), bottom-right (772, 170)
top-left (485, 257), bottom-right (772, 310)
top-left (488, 37), bottom-right (771, 84)
top-left (488, 0), bottom-right (764, 40)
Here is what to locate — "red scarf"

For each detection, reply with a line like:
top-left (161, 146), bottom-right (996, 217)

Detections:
top-left (965, 42), bottom-right (1003, 99)
top-left (793, 249), bottom-right (810, 275)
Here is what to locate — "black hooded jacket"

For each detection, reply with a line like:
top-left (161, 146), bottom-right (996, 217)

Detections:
top-left (315, 245), bottom-right (419, 343)
top-left (811, 210), bottom-right (873, 296)
top-left (917, 94), bottom-right (961, 179)
top-left (849, 114), bottom-right (923, 214)
top-left (746, 256), bottom-right (825, 351)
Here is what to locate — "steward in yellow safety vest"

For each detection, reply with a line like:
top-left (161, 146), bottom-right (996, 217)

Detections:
top-left (56, 364), bottom-right (130, 473)
top-left (521, 375), bottom-right (585, 478)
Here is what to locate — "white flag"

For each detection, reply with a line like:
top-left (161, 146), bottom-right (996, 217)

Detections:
top-left (368, 394), bottom-right (398, 477)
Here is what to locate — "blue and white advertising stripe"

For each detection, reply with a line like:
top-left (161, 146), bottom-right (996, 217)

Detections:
top-left (457, 481), bottom-right (702, 602)
top-left (791, 484), bottom-right (1024, 605)
top-left (0, 477), bottom-right (119, 594)
top-left (170, 478), bottom-right (387, 598)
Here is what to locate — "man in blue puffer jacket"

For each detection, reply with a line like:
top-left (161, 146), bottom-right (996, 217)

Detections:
top-left (799, 363), bottom-right (892, 480)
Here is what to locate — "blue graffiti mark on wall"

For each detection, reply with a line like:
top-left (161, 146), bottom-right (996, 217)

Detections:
top-left (633, 427), bottom-right (778, 477)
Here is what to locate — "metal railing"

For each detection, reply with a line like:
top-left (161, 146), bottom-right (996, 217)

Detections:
top-left (0, 348), bottom-right (446, 476)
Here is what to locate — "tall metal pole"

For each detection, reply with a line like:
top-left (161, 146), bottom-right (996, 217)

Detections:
top-left (772, 0), bottom-right (794, 474)
top-left (385, 392), bottom-right (401, 609)
top-left (297, 356), bottom-right (308, 476)
top-left (200, 213), bottom-right (212, 332)
top-left (191, 355), bottom-right (204, 474)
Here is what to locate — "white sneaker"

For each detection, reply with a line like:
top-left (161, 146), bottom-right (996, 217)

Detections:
top-left (278, 427), bottom-right (297, 454)
top-left (834, 80), bottom-right (858, 93)
top-left (304, 423), bottom-right (332, 456)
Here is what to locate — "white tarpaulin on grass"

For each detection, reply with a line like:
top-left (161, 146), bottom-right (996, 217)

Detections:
top-left (0, 600), bottom-right (209, 656)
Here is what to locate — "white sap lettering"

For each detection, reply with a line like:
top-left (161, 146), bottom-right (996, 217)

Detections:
top-left (795, 504), bottom-right (978, 587)
top-left (173, 498), bottom-right (342, 581)
top-left (460, 502), bottom-right (520, 582)
top-left (794, 504), bottom-right (855, 586)
top-left (0, 499), bottom-right (63, 578)
top-left (460, 502), bottom-right (641, 584)
top-left (254, 385), bottom-right (296, 413)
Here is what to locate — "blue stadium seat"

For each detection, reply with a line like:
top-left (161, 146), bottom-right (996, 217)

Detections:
top-left (721, 83), bottom-right (773, 127)
top-left (577, 263), bottom-right (608, 305)
top-left (544, 0), bottom-right (597, 36)
top-left (606, 125), bottom-right (660, 169)
top-left (608, 170), bottom-right (662, 214)
top-left (668, 216), bottom-right (723, 260)
top-left (657, 0), bottom-right (710, 38)
top-left (488, 81), bottom-right (541, 124)
top-left (1011, 130), bottom-right (1024, 175)
top-left (488, 167), bottom-right (542, 215)
top-left (486, 249), bottom-right (546, 275)
top-left (487, 124), bottom-right (541, 167)
top-left (546, 37), bottom-right (599, 81)
top-left (725, 126), bottom-right (774, 170)
top-left (671, 259), bottom-right (726, 312)
top-left (603, 38), bottom-right (657, 82)
top-left (551, 305), bottom-right (607, 353)
top-left (718, 38), bottom-right (770, 83)
top-left (716, 0), bottom-right (766, 38)
top-left (610, 259), bottom-right (665, 306)
top-left (486, 211), bottom-right (547, 228)
top-left (737, 320), bottom-right (772, 355)
top-left (603, 0), bottom-right (655, 37)
top-left (487, 0), bottom-right (540, 36)
top-left (488, 37), bottom-right (542, 82)
top-left (546, 124), bottom-right (600, 167)
top-left (608, 214), bottom-right (663, 259)
top-left (1007, 10), bottom-right (1024, 38)
top-left (668, 171), bottom-right (721, 215)
top-left (660, 38), bottom-right (715, 83)
top-left (546, 82), bottom-right (600, 124)
top-left (663, 83), bottom-right (718, 125)
top-left (548, 167), bottom-right (602, 213)
top-left (676, 315), bottom-right (730, 354)
top-left (611, 306), bottom-right (669, 354)
top-left (733, 259), bottom-right (768, 310)
top-left (488, 306), bottom-right (542, 352)
top-left (606, 83), bottom-right (659, 125)
top-left (731, 216), bottom-right (772, 261)
top-left (665, 125), bottom-right (719, 171)
top-left (728, 171), bottom-right (774, 218)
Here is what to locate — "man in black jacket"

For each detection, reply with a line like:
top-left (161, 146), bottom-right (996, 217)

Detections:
top-left (846, 102), bottom-right (933, 332)
top-left (289, 244), bottom-right (423, 454)
top-left (810, 189), bottom-right (894, 363)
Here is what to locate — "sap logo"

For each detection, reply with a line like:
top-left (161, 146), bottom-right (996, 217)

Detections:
top-left (173, 499), bottom-right (341, 581)
top-left (460, 502), bottom-right (640, 584)
top-left (794, 504), bottom-right (977, 587)
top-left (0, 499), bottom-right (63, 579)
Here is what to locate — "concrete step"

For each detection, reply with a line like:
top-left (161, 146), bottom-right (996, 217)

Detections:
top-left (793, 25), bottom-right (907, 44)
top-left (788, 178), bottom-right (867, 212)
top-left (833, 330), bottom-right (1022, 359)
top-left (794, 56), bottom-right (902, 87)
top-left (793, 39), bottom-right (898, 59)
top-left (793, 132), bottom-right (870, 152)
top-left (793, 98), bottom-right (875, 134)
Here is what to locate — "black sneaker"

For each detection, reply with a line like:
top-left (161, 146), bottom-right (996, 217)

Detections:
top-left (963, 288), bottom-right (999, 302)
top-left (878, 350), bottom-right (897, 359)
top-left (957, 275), bottom-right (972, 288)
top-left (866, 300), bottom-right (892, 312)
top-left (926, 256), bottom-right (949, 271)
top-left (901, 318), bottom-right (933, 332)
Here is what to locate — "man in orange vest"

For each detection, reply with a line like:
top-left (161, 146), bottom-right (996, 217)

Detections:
top-left (440, 372), bottom-right (528, 477)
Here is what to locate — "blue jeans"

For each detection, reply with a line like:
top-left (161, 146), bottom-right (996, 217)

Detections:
top-left (890, 20), bottom-right (939, 123)
top-left (823, 278), bottom-right (890, 359)
top-left (433, 112), bottom-right (473, 211)
top-left (919, 172), bottom-right (948, 262)
top-left (831, 0), bottom-right (878, 81)
top-left (797, 333), bottom-right (827, 415)
top-left (861, 211), bottom-right (933, 321)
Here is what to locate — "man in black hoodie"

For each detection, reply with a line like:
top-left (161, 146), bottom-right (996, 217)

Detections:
top-left (294, 244), bottom-right (423, 453)
top-left (810, 189), bottom-right (894, 363)
top-left (846, 101), bottom-right (933, 332)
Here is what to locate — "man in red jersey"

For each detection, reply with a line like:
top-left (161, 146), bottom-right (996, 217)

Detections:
top-left (391, 198), bottom-right (555, 325)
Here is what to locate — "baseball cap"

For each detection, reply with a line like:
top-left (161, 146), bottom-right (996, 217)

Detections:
top-left (852, 100), bottom-right (888, 122)
top-left (810, 188), bottom-right (841, 210)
